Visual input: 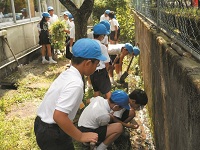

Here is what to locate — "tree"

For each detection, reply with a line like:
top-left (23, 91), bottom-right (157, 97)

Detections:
top-left (59, 0), bottom-right (94, 40)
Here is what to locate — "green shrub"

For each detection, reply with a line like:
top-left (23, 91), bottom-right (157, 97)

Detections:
top-left (93, 0), bottom-right (135, 43)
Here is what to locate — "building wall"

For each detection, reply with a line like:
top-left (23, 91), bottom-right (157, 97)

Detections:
top-left (134, 13), bottom-right (200, 150)
top-left (0, 19), bottom-right (41, 79)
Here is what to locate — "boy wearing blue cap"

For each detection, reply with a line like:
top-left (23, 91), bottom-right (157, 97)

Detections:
top-left (90, 23), bottom-right (112, 99)
top-left (108, 43), bottom-right (140, 85)
top-left (100, 9), bottom-right (110, 22)
top-left (47, 6), bottom-right (58, 25)
top-left (34, 38), bottom-right (107, 149)
top-left (113, 89), bottom-right (148, 125)
top-left (78, 90), bottom-right (130, 150)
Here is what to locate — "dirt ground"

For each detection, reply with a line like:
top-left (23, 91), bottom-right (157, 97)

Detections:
top-left (0, 55), bottom-right (155, 150)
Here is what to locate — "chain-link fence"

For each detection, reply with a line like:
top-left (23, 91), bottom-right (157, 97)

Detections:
top-left (131, 0), bottom-right (200, 61)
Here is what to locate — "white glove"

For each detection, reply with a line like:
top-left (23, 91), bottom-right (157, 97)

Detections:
top-left (69, 47), bottom-right (72, 53)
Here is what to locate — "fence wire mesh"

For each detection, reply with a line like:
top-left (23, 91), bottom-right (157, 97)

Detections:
top-left (131, 0), bottom-right (200, 60)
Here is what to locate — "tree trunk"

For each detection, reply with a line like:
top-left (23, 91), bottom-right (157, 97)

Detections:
top-left (59, 0), bottom-right (94, 40)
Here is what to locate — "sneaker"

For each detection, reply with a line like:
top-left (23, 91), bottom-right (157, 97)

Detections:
top-left (42, 59), bottom-right (49, 64)
top-left (49, 59), bottom-right (57, 64)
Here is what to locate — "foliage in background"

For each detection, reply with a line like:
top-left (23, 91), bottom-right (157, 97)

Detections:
top-left (93, 0), bottom-right (135, 43)
top-left (49, 20), bottom-right (67, 52)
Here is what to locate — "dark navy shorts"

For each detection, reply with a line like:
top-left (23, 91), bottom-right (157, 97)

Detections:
top-left (110, 27), bottom-right (120, 41)
top-left (78, 126), bottom-right (107, 144)
top-left (90, 68), bottom-right (111, 94)
top-left (109, 55), bottom-right (120, 65)
top-left (34, 116), bottom-right (74, 150)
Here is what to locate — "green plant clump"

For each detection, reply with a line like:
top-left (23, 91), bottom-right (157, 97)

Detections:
top-left (50, 20), bottom-right (66, 52)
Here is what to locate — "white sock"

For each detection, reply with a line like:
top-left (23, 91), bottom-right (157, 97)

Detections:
top-left (96, 142), bottom-right (108, 150)
top-left (110, 77), bottom-right (114, 83)
top-left (49, 56), bottom-right (53, 61)
top-left (42, 56), bottom-right (46, 61)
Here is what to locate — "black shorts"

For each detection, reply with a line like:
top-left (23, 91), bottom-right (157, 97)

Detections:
top-left (90, 68), bottom-right (111, 94)
top-left (34, 116), bottom-right (74, 150)
top-left (39, 31), bottom-right (51, 45)
top-left (66, 41), bottom-right (74, 60)
top-left (78, 126), bottom-right (107, 144)
top-left (110, 27), bottom-right (120, 41)
top-left (109, 55), bottom-right (119, 65)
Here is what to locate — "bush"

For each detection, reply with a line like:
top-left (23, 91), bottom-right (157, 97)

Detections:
top-left (93, 0), bottom-right (135, 43)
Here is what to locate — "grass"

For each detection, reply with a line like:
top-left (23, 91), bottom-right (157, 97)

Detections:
top-left (0, 55), bottom-right (141, 149)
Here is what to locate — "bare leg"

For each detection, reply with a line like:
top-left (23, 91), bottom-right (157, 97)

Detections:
top-left (47, 44), bottom-right (57, 64)
top-left (97, 123), bottom-right (123, 149)
top-left (105, 91), bottom-right (111, 99)
top-left (41, 45), bottom-right (46, 57)
top-left (46, 44), bottom-right (52, 57)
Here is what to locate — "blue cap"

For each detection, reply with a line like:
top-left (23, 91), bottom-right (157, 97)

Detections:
top-left (64, 11), bottom-right (70, 16)
top-left (68, 13), bottom-right (73, 19)
top-left (100, 20), bottom-right (110, 34)
top-left (42, 12), bottom-right (50, 18)
top-left (111, 90), bottom-right (130, 110)
top-left (93, 24), bottom-right (109, 35)
top-left (48, 6), bottom-right (54, 11)
top-left (133, 46), bottom-right (140, 56)
top-left (72, 38), bottom-right (107, 61)
top-left (105, 10), bottom-right (110, 14)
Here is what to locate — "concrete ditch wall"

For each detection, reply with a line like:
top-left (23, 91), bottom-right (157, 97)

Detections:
top-left (134, 13), bottom-right (200, 150)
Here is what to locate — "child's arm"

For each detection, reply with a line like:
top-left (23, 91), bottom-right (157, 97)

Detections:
top-left (122, 109), bottom-right (136, 123)
top-left (53, 109), bottom-right (98, 143)
top-left (110, 114), bottom-right (139, 129)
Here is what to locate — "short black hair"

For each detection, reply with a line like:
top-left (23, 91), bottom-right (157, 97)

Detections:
top-left (71, 56), bottom-right (98, 65)
top-left (93, 34), bottom-right (102, 39)
top-left (108, 11), bottom-right (115, 19)
top-left (129, 89), bottom-right (148, 106)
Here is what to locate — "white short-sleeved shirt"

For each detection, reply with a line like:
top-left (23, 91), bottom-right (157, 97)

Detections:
top-left (113, 108), bottom-right (126, 118)
top-left (93, 39), bottom-right (110, 70)
top-left (37, 66), bottom-right (84, 124)
top-left (70, 25), bottom-right (75, 42)
top-left (108, 44), bottom-right (124, 55)
top-left (87, 32), bottom-right (108, 45)
top-left (68, 20), bottom-right (74, 29)
top-left (78, 96), bottom-right (111, 129)
top-left (87, 31), bottom-right (94, 39)
top-left (110, 18), bottom-right (118, 31)
top-left (49, 14), bottom-right (58, 25)
top-left (100, 14), bottom-right (109, 22)
top-left (101, 35), bottom-right (108, 45)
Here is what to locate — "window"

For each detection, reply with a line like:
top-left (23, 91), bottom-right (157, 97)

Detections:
top-left (0, 0), bottom-right (13, 23)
